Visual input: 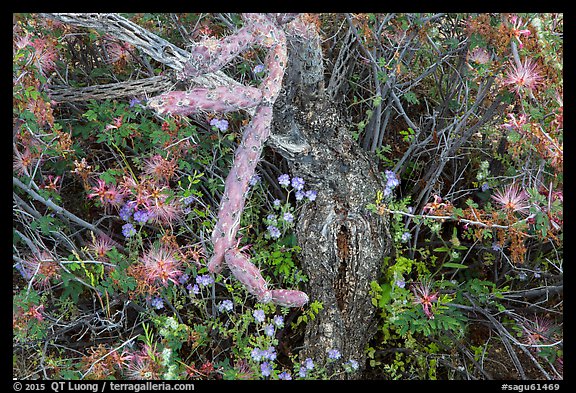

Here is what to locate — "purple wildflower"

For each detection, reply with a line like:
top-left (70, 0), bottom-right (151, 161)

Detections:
top-left (249, 174), bottom-right (261, 186)
top-left (291, 177), bottom-right (305, 191)
top-left (278, 174), bottom-right (290, 187)
top-left (295, 190), bottom-right (305, 201)
top-left (263, 346), bottom-right (277, 361)
top-left (251, 348), bottom-right (264, 362)
top-left (196, 274), bottom-right (214, 287)
top-left (210, 118), bottom-right (229, 131)
top-left (260, 362), bottom-right (272, 377)
top-left (253, 309), bottom-right (266, 323)
top-left (264, 324), bottom-right (275, 337)
top-left (119, 203), bottom-right (134, 221)
top-left (385, 170), bottom-right (400, 189)
top-left (268, 225), bottom-right (281, 239)
top-left (122, 223), bottom-right (136, 237)
top-left (133, 209), bottom-right (150, 224)
top-left (278, 371), bottom-right (292, 380)
top-left (283, 212), bottom-right (294, 223)
top-left (273, 315), bottom-right (284, 328)
top-left (304, 358), bottom-right (314, 370)
top-left (253, 64), bottom-right (265, 74)
top-left (345, 359), bottom-right (359, 371)
top-left (395, 279), bottom-right (406, 288)
top-left (298, 367), bottom-right (308, 378)
top-left (328, 349), bottom-right (341, 360)
top-left (178, 273), bottom-right (189, 285)
top-left (401, 232), bottom-right (411, 242)
top-left (150, 297), bottom-right (164, 309)
top-left (218, 299), bottom-right (234, 312)
top-left (305, 190), bottom-right (317, 201)
top-left (182, 195), bottom-right (196, 205)
top-left (187, 283), bottom-right (200, 295)
top-left (129, 98), bottom-right (141, 108)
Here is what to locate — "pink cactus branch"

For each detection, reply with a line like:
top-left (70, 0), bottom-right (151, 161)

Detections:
top-left (147, 85), bottom-right (262, 116)
top-left (149, 13), bottom-right (308, 308)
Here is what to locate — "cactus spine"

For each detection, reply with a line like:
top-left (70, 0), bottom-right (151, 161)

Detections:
top-left (149, 13), bottom-right (308, 307)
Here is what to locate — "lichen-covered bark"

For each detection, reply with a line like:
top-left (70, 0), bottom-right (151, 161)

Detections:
top-left (270, 28), bottom-right (392, 379)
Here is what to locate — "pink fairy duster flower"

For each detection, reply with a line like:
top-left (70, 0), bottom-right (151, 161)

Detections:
top-left (28, 304), bottom-right (45, 322)
top-left (509, 15), bottom-right (532, 49)
top-left (87, 179), bottom-right (124, 208)
top-left (140, 246), bottom-right (183, 287)
top-left (411, 280), bottom-right (439, 319)
top-left (31, 38), bottom-right (59, 74)
top-left (147, 194), bottom-right (183, 225)
top-left (422, 195), bottom-right (448, 215)
top-left (13, 146), bottom-right (37, 177)
top-left (90, 234), bottom-right (116, 260)
top-left (103, 36), bottom-right (133, 65)
top-left (14, 35), bottom-right (59, 75)
top-left (19, 251), bottom-right (61, 290)
top-left (42, 175), bottom-right (61, 192)
top-left (467, 47), bottom-right (490, 65)
top-left (142, 154), bottom-right (177, 183)
top-left (501, 113), bottom-right (528, 131)
top-left (501, 58), bottom-right (543, 95)
top-left (122, 344), bottom-right (161, 380)
top-left (521, 315), bottom-right (555, 346)
top-left (105, 116), bottom-right (124, 131)
top-left (491, 183), bottom-right (531, 216)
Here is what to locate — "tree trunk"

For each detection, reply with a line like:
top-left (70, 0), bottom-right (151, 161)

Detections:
top-left (271, 30), bottom-right (392, 379)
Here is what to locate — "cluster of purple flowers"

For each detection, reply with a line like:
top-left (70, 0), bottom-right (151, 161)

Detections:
top-left (251, 346), bottom-right (277, 362)
top-left (267, 224), bottom-right (281, 239)
top-left (253, 309), bottom-right (266, 323)
top-left (119, 203), bottom-right (134, 221)
top-left (218, 299), bottom-right (234, 312)
top-left (196, 274), bottom-right (214, 287)
top-left (119, 202), bottom-right (152, 238)
top-left (266, 174), bottom-right (318, 239)
top-left (261, 315), bottom-right (284, 337)
top-left (178, 273), bottom-right (189, 285)
top-left (186, 283), bottom-right (200, 295)
top-left (344, 359), bottom-right (359, 372)
top-left (277, 174), bottom-right (317, 201)
top-left (182, 195), bottom-right (196, 205)
top-left (210, 118), bottom-right (229, 132)
top-left (121, 223), bottom-right (136, 238)
top-left (383, 169), bottom-right (400, 198)
top-left (185, 273), bottom-right (215, 295)
top-left (133, 210), bottom-right (150, 223)
top-left (395, 279), bottom-right (406, 289)
top-left (150, 296), bottom-right (164, 310)
top-left (327, 349), bottom-right (341, 360)
top-left (298, 358), bottom-right (315, 378)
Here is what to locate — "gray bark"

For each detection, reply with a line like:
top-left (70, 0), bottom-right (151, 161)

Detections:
top-left (270, 32), bottom-right (392, 379)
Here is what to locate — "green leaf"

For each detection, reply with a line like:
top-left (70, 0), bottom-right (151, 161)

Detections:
top-left (378, 283), bottom-right (392, 308)
top-left (83, 109), bottom-right (98, 122)
top-left (442, 262), bottom-right (468, 269)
